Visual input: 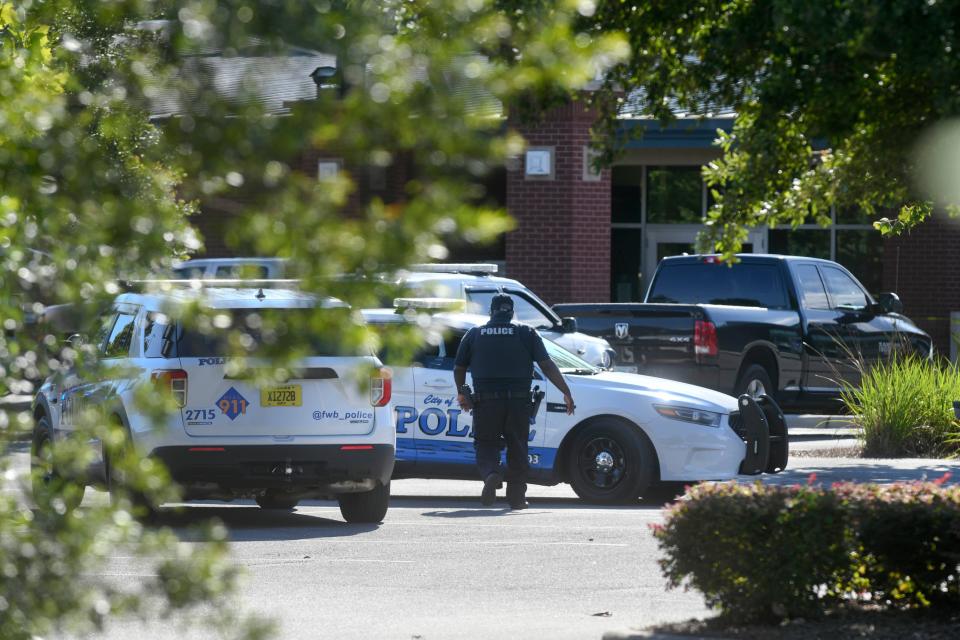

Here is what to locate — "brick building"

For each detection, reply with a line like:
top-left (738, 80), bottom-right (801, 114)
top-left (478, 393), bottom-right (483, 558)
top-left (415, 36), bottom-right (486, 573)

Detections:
top-left (153, 45), bottom-right (960, 355)
top-left (500, 99), bottom-right (958, 355)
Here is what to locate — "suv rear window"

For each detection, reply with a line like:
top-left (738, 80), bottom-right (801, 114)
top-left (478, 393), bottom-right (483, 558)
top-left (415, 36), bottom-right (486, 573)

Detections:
top-left (648, 262), bottom-right (789, 309)
top-left (177, 309), bottom-right (368, 357)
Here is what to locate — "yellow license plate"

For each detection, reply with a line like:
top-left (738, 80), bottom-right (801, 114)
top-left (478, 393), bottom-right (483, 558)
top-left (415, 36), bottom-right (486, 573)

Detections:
top-left (260, 384), bottom-right (302, 407)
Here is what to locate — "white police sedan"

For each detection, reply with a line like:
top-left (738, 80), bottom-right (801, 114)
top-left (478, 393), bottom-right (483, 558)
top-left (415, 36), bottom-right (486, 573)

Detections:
top-left (362, 309), bottom-right (787, 504)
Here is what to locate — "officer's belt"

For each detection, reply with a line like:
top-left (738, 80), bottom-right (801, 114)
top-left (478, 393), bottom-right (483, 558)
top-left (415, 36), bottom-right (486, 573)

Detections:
top-left (474, 390), bottom-right (530, 400)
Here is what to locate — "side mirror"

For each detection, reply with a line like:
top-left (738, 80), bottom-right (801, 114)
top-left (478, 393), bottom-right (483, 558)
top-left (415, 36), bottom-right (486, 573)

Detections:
top-left (66, 333), bottom-right (87, 349)
top-left (160, 323), bottom-right (177, 358)
top-left (876, 292), bottom-right (904, 315)
top-left (560, 317), bottom-right (578, 333)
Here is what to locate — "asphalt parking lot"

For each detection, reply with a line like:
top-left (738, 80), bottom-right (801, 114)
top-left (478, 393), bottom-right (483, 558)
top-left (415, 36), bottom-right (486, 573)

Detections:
top-left (4, 440), bottom-right (959, 640)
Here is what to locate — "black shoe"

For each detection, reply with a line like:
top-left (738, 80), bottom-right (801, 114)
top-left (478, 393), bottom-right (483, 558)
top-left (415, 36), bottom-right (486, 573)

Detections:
top-left (508, 498), bottom-right (528, 510)
top-left (481, 473), bottom-right (502, 506)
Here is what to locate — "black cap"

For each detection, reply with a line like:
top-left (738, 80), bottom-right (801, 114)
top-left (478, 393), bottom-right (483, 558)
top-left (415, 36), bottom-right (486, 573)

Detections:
top-left (489, 294), bottom-right (514, 317)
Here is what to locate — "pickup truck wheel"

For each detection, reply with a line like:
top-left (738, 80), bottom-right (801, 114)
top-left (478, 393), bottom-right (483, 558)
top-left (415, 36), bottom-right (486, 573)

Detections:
top-left (735, 364), bottom-right (773, 399)
top-left (338, 481), bottom-right (389, 523)
top-left (567, 421), bottom-right (654, 504)
top-left (31, 417), bottom-right (85, 511)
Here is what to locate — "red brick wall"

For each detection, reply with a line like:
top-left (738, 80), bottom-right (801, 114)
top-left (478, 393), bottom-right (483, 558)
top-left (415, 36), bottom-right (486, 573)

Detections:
top-left (883, 212), bottom-right (960, 355)
top-left (505, 100), bottom-right (611, 304)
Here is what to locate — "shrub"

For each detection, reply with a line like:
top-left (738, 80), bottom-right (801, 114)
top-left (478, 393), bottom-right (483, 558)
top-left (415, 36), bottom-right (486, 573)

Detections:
top-left (841, 356), bottom-right (960, 458)
top-left (838, 481), bottom-right (960, 608)
top-left (652, 480), bottom-right (960, 623)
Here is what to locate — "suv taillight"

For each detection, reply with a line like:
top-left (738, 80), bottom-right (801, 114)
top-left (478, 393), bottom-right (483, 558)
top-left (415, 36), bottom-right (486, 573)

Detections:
top-left (151, 369), bottom-right (188, 408)
top-left (694, 320), bottom-right (718, 362)
top-left (370, 367), bottom-right (392, 407)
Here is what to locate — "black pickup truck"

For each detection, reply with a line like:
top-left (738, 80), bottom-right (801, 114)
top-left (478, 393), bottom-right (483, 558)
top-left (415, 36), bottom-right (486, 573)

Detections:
top-left (555, 255), bottom-right (932, 412)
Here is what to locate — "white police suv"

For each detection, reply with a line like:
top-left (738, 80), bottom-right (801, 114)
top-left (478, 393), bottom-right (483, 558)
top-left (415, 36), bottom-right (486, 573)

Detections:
top-left (363, 308), bottom-right (787, 503)
top-left (394, 264), bottom-right (617, 369)
top-left (31, 285), bottom-right (395, 522)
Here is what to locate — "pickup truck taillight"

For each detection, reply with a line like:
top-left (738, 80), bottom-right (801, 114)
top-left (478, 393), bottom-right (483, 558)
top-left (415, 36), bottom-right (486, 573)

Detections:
top-left (151, 369), bottom-right (188, 408)
top-left (694, 320), bottom-right (718, 362)
top-left (370, 367), bottom-right (392, 407)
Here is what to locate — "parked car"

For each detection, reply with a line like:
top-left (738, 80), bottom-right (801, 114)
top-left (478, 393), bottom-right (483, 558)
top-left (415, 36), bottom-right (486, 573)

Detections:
top-left (393, 263), bottom-right (616, 369)
top-left (554, 254), bottom-right (932, 413)
top-left (31, 284), bottom-right (394, 522)
top-left (362, 308), bottom-right (787, 504)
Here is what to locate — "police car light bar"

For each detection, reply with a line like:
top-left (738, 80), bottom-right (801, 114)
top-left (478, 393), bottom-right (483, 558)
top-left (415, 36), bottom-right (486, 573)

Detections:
top-left (392, 297), bottom-right (466, 311)
top-left (409, 263), bottom-right (499, 275)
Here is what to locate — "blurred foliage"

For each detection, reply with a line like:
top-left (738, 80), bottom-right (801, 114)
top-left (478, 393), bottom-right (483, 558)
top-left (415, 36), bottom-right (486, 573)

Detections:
top-left (0, 0), bottom-right (625, 637)
top-left (588, 0), bottom-right (960, 259)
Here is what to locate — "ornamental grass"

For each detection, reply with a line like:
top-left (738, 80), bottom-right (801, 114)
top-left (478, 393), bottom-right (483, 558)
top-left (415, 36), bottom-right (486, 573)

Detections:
top-left (841, 355), bottom-right (960, 458)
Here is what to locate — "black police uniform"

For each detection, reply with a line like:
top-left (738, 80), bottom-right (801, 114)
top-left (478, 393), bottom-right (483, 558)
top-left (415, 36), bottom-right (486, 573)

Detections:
top-left (454, 308), bottom-right (549, 504)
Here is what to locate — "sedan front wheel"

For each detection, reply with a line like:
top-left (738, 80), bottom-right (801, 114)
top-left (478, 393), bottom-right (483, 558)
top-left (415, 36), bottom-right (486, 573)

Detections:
top-left (566, 420), bottom-right (655, 504)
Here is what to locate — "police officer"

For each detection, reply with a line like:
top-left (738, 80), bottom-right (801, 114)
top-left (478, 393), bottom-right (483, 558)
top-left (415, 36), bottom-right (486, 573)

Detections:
top-left (454, 294), bottom-right (574, 509)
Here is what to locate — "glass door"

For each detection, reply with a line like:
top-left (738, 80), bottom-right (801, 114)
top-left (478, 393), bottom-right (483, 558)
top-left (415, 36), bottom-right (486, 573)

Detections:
top-left (642, 226), bottom-right (767, 295)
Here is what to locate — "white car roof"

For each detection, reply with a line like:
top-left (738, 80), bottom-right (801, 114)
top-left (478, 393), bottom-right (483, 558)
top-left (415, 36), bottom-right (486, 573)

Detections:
top-left (117, 287), bottom-right (344, 310)
top-left (398, 271), bottom-right (522, 289)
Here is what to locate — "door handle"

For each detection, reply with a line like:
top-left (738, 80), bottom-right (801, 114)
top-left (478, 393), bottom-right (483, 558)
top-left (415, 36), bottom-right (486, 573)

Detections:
top-left (423, 379), bottom-right (452, 388)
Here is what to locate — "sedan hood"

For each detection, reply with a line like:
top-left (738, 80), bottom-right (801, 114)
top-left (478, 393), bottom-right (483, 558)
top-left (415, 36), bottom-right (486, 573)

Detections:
top-left (564, 371), bottom-right (739, 414)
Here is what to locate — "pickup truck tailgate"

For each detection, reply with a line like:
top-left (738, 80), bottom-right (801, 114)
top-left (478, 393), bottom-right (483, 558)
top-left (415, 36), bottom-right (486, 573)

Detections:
top-left (554, 303), bottom-right (705, 379)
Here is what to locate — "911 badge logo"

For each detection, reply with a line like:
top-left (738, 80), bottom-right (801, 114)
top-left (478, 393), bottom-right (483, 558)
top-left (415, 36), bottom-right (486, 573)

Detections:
top-left (217, 387), bottom-right (249, 421)
top-left (615, 322), bottom-right (629, 340)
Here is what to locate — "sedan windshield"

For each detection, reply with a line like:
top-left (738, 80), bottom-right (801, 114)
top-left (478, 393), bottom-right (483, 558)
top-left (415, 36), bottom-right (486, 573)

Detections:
top-left (543, 339), bottom-right (598, 374)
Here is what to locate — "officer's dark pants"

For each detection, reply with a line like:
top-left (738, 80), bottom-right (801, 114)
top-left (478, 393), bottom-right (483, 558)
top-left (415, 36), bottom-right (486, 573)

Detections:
top-left (472, 396), bottom-right (530, 501)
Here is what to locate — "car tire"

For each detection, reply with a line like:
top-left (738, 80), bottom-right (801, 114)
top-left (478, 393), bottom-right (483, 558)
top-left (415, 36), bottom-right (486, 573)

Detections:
top-left (105, 423), bottom-right (157, 518)
top-left (31, 416), bottom-right (85, 511)
top-left (566, 420), bottom-right (655, 504)
top-left (256, 491), bottom-right (299, 510)
top-left (338, 481), bottom-right (389, 523)
top-left (735, 364), bottom-right (773, 399)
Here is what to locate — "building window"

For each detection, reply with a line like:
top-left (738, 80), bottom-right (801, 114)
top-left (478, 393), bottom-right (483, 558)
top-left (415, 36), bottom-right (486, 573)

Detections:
top-left (646, 166), bottom-right (703, 223)
top-left (608, 163), bottom-right (883, 299)
top-left (612, 166), bottom-right (643, 224)
top-left (769, 229), bottom-right (831, 260)
top-left (836, 229), bottom-right (883, 295)
top-left (610, 228), bottom-right (643, 301)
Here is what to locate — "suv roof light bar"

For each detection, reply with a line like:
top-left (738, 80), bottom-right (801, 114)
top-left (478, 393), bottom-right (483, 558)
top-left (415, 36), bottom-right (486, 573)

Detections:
top-left (409, 263), bottom-right (498, 275)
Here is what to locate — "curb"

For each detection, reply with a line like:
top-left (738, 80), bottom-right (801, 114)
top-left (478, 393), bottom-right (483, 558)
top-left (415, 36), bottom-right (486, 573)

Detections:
top-left (784, 414), bottom-right (858, 430)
